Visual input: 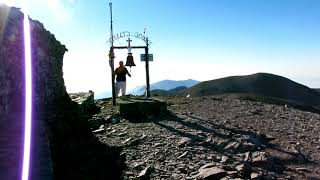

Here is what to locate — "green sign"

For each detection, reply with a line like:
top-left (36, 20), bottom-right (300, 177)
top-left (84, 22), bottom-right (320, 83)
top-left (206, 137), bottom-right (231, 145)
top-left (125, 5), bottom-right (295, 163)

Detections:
top-left (140, 54), bottom-right (153, 61)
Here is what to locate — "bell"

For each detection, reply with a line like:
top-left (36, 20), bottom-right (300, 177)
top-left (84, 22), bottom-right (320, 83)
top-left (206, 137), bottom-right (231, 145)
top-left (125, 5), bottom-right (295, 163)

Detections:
top-left (125, 52), bottom-right (136, 67)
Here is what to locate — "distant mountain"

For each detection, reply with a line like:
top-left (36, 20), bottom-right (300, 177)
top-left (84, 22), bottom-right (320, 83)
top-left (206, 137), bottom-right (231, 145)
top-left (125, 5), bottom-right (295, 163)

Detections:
top-left (169, 86), bottom-right (188, 92)
top-left (314, 89), bottom-right (320, 93)
top-left (179, 73), bottom-right (320, 108)
top-left (93, 80), bottom-right (199, 99)
top-left (151, 86), bottom-right (188, 96)
top-left (95, 91), bottom-right (112, 99)
top-left (130, 79), bottom-right (199, 95)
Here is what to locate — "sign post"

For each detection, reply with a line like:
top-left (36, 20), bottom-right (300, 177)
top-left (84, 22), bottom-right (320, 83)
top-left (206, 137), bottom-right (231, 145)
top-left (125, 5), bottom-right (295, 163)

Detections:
top-left (145, 38), bottom-right (150, 98)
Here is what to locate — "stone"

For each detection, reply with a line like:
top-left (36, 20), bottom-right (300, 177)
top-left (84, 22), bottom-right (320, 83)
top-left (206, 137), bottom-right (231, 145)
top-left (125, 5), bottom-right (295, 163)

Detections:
top-left (193, 167), bottom-right (226, 179)
top-left (133, 162), bottom-right (143, 170)
top-left (224, 141), bottom-right (241, 151)
top-left (137, 166), bottom-right (154, 179)
top-left (252, 152), bottom-right (267, 167)
top-left (171, 173), bottom-right (182, 179)
top-left (251, 172), bottom-right (261, 179)
top-left (306, 176), bottom-right (320, 180)
top-left (160, 174), bottom-right (170, 179)
top-left (122, 137), bottom-right (132, 144)
top-left (127, 138), bottom-right (142, 147)
top-left (177, 137), bottom-right (192, 147)
top-left (88, 115), bottom-right (106, 130)
top-left (153, 142), bottom-right (162, 147)
top-left (125, 171), bottom-right (134, 176)
top-left (111, 129), bottom-right (117, 133)
top-left (69, 91), bottom-right (97, 116)
top-left (236, 163), bottom-right (252, 179)
top-left (295, 167), bottom-right (309, 172)
top-left (199, 163), bottom-right (216, 170)
top-left (178, 151), bottom-right (188, 158)
top-left (177, 165), bottom-right (187, 173)
top-left (244, 152), bottom-right (251, 162)
top-left (220, 156), bottom-right (229, 163)
top-left (92, 128), bottom-right (104, 134)
top-left (110, 115), bottom-right (121, 124)
top-left (221, 165), bottom-right (234, 171)
top-left (242, 142), bottom-right (258, 151)
top-left (227, 171), bottom-right (238, 178)
top-left (118, 132), bottom-right (127, 136)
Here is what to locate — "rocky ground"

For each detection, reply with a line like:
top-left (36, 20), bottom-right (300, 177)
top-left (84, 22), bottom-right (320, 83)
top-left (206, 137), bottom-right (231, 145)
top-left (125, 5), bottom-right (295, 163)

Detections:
top-left (90, 96), bottom-right (320, 179)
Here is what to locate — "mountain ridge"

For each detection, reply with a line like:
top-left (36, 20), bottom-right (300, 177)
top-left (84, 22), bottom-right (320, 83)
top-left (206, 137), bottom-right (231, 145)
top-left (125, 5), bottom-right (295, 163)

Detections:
top-left (130, 79), bottom-right (199, 95)
top-left (179, 73), bottom-right (320, 108)
top-left (95, 79), bottom-right (199, 99)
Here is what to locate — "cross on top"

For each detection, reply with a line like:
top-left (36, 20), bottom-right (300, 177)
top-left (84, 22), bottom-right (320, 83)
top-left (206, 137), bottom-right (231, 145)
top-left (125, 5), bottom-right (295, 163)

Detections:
top-left (127, 38), bottom-right (132, 53)
top-left (126, 38), bottom-right (132, 47)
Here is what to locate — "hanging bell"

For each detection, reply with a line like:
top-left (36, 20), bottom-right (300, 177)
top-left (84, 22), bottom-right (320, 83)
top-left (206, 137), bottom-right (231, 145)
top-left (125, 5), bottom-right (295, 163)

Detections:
top-left (125, 52), bottom-right (136, 67)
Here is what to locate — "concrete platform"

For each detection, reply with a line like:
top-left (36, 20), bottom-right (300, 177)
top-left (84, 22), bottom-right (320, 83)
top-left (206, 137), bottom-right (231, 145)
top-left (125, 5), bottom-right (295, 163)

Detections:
top-left (118, 96), bottom-right (167, 122)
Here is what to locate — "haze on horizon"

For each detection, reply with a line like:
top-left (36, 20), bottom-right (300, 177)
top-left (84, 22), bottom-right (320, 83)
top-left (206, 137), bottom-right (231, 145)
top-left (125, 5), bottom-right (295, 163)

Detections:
top-left (1, 0), bottom-right (320, 94)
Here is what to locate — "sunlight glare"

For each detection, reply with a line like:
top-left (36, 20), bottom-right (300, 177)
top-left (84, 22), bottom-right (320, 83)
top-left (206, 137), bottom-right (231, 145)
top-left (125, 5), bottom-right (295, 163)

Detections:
top-left (22, 0), bottom-right (32, 179)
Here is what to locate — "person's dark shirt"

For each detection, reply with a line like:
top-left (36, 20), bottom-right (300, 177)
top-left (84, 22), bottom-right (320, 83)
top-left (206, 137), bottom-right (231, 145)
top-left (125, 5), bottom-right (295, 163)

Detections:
top-left (115, 67), bottom-right (128, 82)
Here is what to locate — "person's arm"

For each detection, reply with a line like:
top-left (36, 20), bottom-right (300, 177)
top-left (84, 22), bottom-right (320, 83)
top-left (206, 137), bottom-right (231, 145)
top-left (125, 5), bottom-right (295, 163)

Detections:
top-left (126, 68), bottom-right (131, 77)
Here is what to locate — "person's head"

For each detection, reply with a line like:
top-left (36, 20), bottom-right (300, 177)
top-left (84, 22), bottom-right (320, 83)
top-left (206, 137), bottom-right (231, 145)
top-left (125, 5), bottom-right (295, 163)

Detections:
top-left (119, 61), bottom-right (124, 67)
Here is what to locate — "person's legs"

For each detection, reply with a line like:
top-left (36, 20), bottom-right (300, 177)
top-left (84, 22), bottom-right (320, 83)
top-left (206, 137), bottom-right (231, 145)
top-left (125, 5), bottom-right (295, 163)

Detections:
top-left (119, 82), bottom-right (126, 96)
top-left (115, 82), bottom-right (120, 97)
top-left (122, 82), bottom-right (126, 96)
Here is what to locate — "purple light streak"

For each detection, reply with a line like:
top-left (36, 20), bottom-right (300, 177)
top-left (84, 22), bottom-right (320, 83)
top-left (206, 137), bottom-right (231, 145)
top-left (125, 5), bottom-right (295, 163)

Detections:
top-left (22, 4), bottom-right (32, 180)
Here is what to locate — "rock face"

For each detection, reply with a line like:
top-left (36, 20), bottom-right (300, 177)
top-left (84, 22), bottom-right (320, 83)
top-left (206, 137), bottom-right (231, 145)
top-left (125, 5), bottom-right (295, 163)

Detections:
top-left (0, 5), bottom-right (123, 180)
top-left (1, 6), bottom-right (68, 114)
top-left (69, 91), bottom-right (99, 116)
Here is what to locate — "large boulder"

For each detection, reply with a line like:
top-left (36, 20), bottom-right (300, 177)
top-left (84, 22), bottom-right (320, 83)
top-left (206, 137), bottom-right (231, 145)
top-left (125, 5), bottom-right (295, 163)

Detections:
top-left (118, 96), bottom-right (167, 122)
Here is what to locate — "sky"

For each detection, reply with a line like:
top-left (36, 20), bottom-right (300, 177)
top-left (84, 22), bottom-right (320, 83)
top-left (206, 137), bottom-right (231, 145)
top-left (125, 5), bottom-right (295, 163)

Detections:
top-left (1, 0), bottom-right (320, 95)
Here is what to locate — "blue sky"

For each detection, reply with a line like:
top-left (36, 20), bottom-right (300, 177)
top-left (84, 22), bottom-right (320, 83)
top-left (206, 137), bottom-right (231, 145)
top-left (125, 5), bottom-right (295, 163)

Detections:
top-left (2, 0), bottom-right (320, 93)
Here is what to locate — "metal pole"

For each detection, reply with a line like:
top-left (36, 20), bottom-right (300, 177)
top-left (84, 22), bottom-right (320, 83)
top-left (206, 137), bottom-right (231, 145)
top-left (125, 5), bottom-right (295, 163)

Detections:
top-left (145, 38), bottom-right (150, 98)
top-left (109, 2), bottom-right (116, 106)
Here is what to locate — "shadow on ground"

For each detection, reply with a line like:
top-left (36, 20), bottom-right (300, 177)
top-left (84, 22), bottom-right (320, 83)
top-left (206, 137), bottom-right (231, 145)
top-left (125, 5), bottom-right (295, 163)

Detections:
top-left (135, 111), bottom-right (319, 175)
top-left (44, 96), bottom-right (126, 180)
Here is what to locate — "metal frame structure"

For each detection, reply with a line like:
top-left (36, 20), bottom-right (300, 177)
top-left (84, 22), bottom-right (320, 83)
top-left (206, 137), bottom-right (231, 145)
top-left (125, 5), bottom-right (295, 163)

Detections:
top-left (109, 3), bottom-right (151, 106)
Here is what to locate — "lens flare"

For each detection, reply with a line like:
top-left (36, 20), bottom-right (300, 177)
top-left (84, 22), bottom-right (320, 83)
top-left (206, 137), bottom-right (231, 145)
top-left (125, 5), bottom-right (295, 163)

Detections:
top-left (22, 4), bottom-right (32, 180)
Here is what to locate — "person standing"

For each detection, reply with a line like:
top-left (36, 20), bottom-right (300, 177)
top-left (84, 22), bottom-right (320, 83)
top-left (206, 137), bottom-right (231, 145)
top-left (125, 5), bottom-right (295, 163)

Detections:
top-left (114, 61), bottom-right (131, 97)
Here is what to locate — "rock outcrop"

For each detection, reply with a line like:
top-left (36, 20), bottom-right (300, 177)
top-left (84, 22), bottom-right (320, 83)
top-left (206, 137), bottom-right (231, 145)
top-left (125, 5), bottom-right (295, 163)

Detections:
top-left (118, 96), bottom-right (167, 122)
top-left (0, 5), bottom-right (123, 180)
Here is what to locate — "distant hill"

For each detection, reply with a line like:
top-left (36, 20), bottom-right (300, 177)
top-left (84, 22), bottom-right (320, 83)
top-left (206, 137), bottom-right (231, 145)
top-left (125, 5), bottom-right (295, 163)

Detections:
top-left (180, 73), bottom-right (320, 108)
top-left (151, 86), bottom-right (188, 96)
top-left (94, 80), bottom-right (198, 99)
top-left (95, 91), bottom-right (112, 100)
top-left (314, 89), bottom-right (320, 93)
top-left (130, 79), bottom-right (199, 95)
